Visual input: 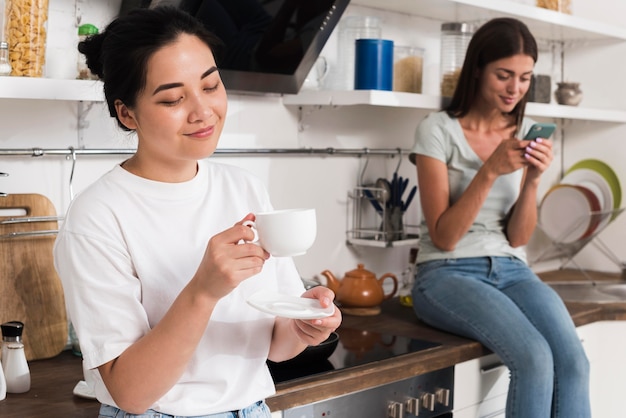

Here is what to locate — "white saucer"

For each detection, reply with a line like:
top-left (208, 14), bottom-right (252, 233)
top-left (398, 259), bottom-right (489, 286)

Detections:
top-left (247, 290), bottom-right (335, 319)
top-left (73, 380), bottom-right (96, 400)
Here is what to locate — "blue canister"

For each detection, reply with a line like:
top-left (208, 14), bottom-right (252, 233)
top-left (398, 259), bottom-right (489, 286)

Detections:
top-left (354, 39), bottom-right (394, 91)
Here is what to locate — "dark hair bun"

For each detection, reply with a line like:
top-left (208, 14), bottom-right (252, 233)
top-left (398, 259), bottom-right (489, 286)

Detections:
top-left (78, 33), bottom-right (106, 79)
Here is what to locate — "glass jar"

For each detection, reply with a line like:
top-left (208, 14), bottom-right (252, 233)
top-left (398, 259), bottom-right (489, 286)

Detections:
top-left (536, 0), bottom-right (571, 14)
top-left (0, 41), bottom-right (11, 75)
top-left (4, 0), bottom-right (49, 77)
top-left (77, 23), bottom-right (98, 80)
top-left (331, 15), bottom-right (381, 90)
top-left (440, 22), bottom-right (475, 97)
top-left (393, 45), bottom-right (424, 94)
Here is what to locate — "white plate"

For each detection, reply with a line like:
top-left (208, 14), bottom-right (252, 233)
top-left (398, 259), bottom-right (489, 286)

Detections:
top-left (72, 380), bottom-right (96, 400)
top-left (247, 290), bottom-right (335, 319)
top-left (539, 184), bottom-right (600, 243)
top-left (561, 168), bottom-right (613, 214)
top-left (561, 168), bottom-right (613, 233)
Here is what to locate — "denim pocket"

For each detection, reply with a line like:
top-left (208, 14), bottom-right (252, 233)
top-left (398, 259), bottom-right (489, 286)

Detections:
top-left (99, 404), bottom-right (162, 418)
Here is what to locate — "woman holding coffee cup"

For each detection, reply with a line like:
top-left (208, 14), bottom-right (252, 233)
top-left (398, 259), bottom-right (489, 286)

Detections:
top-left (53, 6), bottom-right (340, 417)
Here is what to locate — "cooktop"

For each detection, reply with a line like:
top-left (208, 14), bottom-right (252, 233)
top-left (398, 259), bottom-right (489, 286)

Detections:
top-left (267, 328), bottom-right (441, 384)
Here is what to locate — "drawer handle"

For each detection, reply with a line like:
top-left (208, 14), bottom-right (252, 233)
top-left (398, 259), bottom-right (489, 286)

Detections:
top-left (480, 362), bottom-right (506, 374)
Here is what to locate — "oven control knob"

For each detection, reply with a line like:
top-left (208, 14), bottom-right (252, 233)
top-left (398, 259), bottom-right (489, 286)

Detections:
top-left (405, 397), bottom-right (419, 415)
top-left (421, 392), bottom-right (436, 411)
top-left (435, 387), bottom-right (451, 407)
top-left (387, 401), bottom-right (404, 418)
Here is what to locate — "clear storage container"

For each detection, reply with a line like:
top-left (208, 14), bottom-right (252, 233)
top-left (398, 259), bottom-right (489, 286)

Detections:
top-left (4, 0), bottom-right (48, 77)
top-left (331, 15), bottom-right (381, 90)
top-left (440, 22), bottom-right (474, 97)
top-left (77, 23), bottom-right (98, 80)
top-left (536, 0), bottom-right (571, 14)
top-left (393, 45), bottom-right (424, 94)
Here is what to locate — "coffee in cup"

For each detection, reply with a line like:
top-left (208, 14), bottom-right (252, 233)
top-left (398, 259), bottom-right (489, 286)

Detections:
top-left (243, 208), bottom-right (316, 257)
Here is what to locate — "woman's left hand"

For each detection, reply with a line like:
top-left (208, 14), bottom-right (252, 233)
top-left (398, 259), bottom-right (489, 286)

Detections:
top-left (292, 286), bottom-right (342, 346)
top-left (523, 137), bottom-right (553, 181)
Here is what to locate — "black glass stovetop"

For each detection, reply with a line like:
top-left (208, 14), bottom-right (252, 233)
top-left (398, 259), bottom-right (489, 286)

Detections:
top-left (267, 328), bottom-right (441, 384)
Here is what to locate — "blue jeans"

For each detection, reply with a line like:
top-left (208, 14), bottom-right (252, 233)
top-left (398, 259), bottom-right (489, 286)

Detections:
top-left (411, 257), bottom-right (590, 418)
top-left (98, 400), bottom-right (271, 418)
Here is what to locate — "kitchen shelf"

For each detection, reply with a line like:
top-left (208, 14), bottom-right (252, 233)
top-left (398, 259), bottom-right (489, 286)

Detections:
top-left (0, 76), bottom-right (104, 101)
top-left (283, 89), bottom-right (441, 109)
top-left (352, 0), bottom-right (626, 42)
top-left (283, 90), bottom-right (626, 123)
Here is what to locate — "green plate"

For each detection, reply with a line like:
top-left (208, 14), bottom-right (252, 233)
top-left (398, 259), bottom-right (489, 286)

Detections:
top-left (566, 159), bottom-right (621, 219)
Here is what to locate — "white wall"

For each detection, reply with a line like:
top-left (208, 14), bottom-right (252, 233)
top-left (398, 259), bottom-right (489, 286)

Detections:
top-left (1, 0), bottom-right (626, 284)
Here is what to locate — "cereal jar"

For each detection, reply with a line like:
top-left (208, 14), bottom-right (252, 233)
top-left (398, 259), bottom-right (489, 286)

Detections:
top-left (4, 0), bottom-right (49, 77)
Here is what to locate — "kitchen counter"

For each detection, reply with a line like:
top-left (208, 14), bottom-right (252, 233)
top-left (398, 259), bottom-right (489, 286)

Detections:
top-left (1, 269), bottom-right (624, 417)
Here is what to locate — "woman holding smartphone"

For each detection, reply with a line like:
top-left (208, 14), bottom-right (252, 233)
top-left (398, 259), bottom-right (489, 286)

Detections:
top-left (409, 17), bottom-right (590, 418)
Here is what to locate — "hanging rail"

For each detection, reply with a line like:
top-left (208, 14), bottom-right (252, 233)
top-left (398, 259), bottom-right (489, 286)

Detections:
top-left (0, 147), bottom-right (410, 157)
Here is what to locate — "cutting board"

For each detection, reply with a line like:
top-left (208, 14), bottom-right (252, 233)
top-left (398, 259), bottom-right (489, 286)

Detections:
top-left (0, 193), bottom-right (67, 361)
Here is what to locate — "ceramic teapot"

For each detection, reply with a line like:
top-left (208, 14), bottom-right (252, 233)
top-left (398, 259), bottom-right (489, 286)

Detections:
top-left (321, 264), bottom-right (398, 308)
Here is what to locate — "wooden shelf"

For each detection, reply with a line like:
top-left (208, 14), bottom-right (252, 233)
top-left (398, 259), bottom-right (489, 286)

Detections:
top-left (0, 77), bottom-right (104, 101)
top-left (352, 0), bottom-right (626, 42)
top-left (284, 90), bottom-right (626, 123)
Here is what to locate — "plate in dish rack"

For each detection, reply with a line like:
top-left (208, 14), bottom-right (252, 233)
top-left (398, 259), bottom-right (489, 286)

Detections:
top-left (247, 290), bottom-right (335, 319)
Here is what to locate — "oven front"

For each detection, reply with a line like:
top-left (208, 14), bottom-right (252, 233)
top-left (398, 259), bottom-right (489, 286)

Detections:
top-left (282, 366), bottom-right (454, 418)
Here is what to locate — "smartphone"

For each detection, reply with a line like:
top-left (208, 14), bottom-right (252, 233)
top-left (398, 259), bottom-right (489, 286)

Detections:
top-left (523, 122), bottom-right (556, 140)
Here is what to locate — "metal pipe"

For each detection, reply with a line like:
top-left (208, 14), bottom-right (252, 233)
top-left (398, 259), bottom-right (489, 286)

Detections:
top-left (0, 147), bottom-right (409, 158)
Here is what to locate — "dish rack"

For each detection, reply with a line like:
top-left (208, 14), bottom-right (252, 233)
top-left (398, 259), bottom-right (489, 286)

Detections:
top-left (531, 208), bottom-right (624, 275)
top-left (346, 186), bottom-right (419, 248)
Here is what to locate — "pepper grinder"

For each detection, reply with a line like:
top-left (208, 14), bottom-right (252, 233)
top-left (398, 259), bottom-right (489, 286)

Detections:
top-left (1, 321), bottom-right (30, 393)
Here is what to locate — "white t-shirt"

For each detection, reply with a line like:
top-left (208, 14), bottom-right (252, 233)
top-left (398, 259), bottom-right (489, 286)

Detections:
top-left (54, 159), bottom-right (305, 416)
top-left (410, 111), bottom-right (535, 264)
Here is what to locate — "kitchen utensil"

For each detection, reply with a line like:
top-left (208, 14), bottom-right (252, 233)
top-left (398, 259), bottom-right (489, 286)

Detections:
top-left (321, 264), bottom-right (398, 315)
top-left (246, 290), bottom-right (335, 319)
top-left (374, 178), bottom-right (391, 206)
top-left (402, 186), bottom-right (417, 212)
top-left (363, 188), bottom-right (383, 213)
top-left (0, 193), bottom-right (67, 361)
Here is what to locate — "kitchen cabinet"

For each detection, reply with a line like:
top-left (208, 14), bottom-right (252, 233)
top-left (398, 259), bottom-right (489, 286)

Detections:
top-left (283, 0), bottom-right (626, 124)
top-left (577, 321), bottom-right (626, 418)
top-left (453, 353), bottom-right (509, 418)
top-left (453, 321), bottom-right (626, 418)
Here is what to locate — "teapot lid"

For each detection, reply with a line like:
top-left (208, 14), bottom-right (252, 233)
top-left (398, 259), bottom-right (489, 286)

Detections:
top-left (345, 264), bottom-right (375, 278)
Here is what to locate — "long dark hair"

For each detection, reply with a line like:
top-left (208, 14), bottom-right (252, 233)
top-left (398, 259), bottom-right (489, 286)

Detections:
top-left (445, 18), bottom-right (538, 134)
top-left (78, 6), bottom-right (223, 131)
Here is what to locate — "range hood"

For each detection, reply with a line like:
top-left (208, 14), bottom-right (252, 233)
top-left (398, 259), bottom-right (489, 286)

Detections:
top-left (122, 0), bottom-right (351, 95)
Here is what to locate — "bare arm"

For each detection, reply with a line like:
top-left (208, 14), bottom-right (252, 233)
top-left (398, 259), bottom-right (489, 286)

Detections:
top-left (505, 138), bottom-right (553, 246)
top-left (268, 286), bottom-right (341, 362)
top-left (416, 137), bottom-right (532, 251)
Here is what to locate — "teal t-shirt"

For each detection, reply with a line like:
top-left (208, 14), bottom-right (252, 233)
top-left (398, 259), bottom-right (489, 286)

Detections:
top-left (410, 111), bottom-right (535, 264)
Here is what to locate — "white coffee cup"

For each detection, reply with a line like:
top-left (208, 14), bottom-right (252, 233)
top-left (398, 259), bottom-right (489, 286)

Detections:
top-left (243, 208), bottom-right (317, 257)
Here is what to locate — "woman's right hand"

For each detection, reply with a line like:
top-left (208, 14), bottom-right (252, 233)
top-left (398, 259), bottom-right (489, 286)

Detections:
top-left (483, 138), bottom-right (528, 177)
top-left (194, 213), bottom-right (270, 300)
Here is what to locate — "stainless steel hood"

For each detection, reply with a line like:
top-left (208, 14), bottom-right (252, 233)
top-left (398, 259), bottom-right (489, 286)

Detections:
top-left (123, 0), bottom-right (351, 95)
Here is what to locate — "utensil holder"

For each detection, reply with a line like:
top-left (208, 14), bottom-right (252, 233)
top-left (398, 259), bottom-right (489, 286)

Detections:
top-left (346, 186), bottom-right (419, 247)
